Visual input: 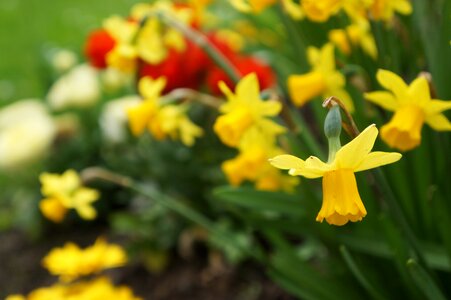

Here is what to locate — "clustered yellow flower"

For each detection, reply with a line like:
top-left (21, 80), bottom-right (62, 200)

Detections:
top-left (271, 124), bottom-right (402, 225)
top-left (229, 0), bottom-right (412, 22)
top-left (103, 0), bottom-right (194, 73)
top-left (365, 69), bottom-right (451, 151)
top-left (7, 239), bottom-right (140, 300)
top-left (39, 169), bottom-right (100, 223)
top-left (43, 238), bottom-right (128, 282)
top-left (288, 43), bottom-right (354, 111)
top-left (328, 17), bottom-right (377, 59)
top-left (214, 73), bottom-right (297, 191)
top-left (7, 277), bottom-right (141, 300)
top-left (127, 76), bottom-right (203, 146)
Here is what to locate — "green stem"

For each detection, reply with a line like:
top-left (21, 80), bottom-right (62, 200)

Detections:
top-left (81, 167), bottom-right (264, 262)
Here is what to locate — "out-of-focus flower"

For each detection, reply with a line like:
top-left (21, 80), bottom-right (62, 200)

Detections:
top-left (101, 67), bottom-right (133, 92)
top-left (270, 124), bottom-right (402, 225)
top-left (100, 96), bottom-right (141, 143)
top-left (103, 16), bottom-right (139, 73)
top-left (50, 49), bottom-right (78, 73)
top-left (365, 69), bottom-right (451, 151)
top-left (42, 238), bottom-right (127, 282)
top-left (8, 277), bottom-right (141, 300)
top-left (229, 0), bottom-right (303, 19)
top-left (127, 77), bottom-right (203, 146)
top-left (39, 169), bottom-right (100, 222)
top-left (85, 30), bottom-right (117, 69)
top-left (301, 0), bottom-right (343, 22)
top-left (47, 64), bottom-right (100, 110)
top-left (214, 73), bottom-right (284, 147)
top-left (329, 18), bottom-right (377, 59)
top-left (0, 100), bottom-right (56, 170)
top-left (288, 43), bottom-right (353, 111)
top-left (139, 39), bottom-right (209, 93)
top-left (207, 55), bottom-right (275, 95)
top-left (222, 128), bottom-right (298, 191)
top-left (369, 0), bottom-right (412, 21)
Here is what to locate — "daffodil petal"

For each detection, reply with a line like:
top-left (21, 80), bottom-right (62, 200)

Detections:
top-left (393, 0), bottom-right (412, 14)
top-left (425, 100), bottom-right (451, 115)
top-left (335, 124), bottom-right (378, 169)
top-left (408, 77), bottom-right (430, 106)
top-left (259, 100), bottom-right (282, 116)
top-left (355, 151), bottom-right (402, 172)
top-left (236, 73), bottom-right (260, 104)
top-left (425, 113), bottom-right (451, 131)
top-left (376, 69), bottom-right (408, 99)
top-left (305, 156), bottom-right (331, 173)
top-left (364, 91), bottom-right (398, 111)
top-left (269, 154), bottom-right (305, 170)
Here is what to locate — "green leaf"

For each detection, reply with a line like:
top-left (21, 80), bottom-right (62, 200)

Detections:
top-left (212, 186), bottom-right (306, 216)
top-left (339, 245), bottom-right (386, 300)
top-left (407, 259), bottom-right (447, 300)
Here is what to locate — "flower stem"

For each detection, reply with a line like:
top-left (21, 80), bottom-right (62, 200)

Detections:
top-left (81, 167), bottom-right (264, 262)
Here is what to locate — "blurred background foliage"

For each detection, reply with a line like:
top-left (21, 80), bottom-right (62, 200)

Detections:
top-left (0, 0), bottom-right (142, 102)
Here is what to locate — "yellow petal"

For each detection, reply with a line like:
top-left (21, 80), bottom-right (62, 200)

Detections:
top-left (407, 77), bottom-right (430, 106)
top-left (355, 151), bottom-right (402, 172)
top-left (424, 100), bottom-right (451, 115)
top-left (139, 76), bottom-right (167, 99)
top-left (425, 113), bottom-right (451, 131)
top-left (269, 154), bottom-right (305, 170)
top-left (290, 156), bottom-right (329, 178)
top-left (364, 91), bottom-right (398, 111)
top-left (259, 100), bottom-right (282, 116)
top-left (376, 69), bottom-right (408, 99)
top-left (335, 124), bottom-right (378, 169)
top-left (236, 73), bottom-right (260, 104)
top-left (393, 0), bottom-right (412, 15)
top-left (76, 205), bottom-right (97, 220)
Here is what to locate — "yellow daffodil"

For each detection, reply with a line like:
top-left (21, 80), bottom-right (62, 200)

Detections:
top-left (222, 128), bottom-right (298, 191)
top-left (39, 170), bottom-right (99, 222)
top-left (229, 0), bottom-right (303, 20)
top-left (103, 16), bottom-right (139, 73)
top-left (127, 77), bottom-right (203, 146)
top-left (301, 0), bottom-right (343, 22)
top-left (42, 238), bottom-right (127, 282)
top-left (8, 277), bottom-right (142, 300)
top-left (288, 43), bottom-right (354, 111)
top-left (270, 124), bottom-right (402, 225)
top-left (329, 18), bottom-right (377, 59)
top-left (369, 0), bottom-right (412, 21)
top-left (214, 73), bottom-right (285, 147)
top-left (365, 69), bottom-right (451, 151)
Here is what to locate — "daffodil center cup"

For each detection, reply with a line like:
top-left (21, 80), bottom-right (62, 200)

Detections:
top-left (288, 71), bottom-right (326, 106)
top-left (381, 105), bottom-right (425, 151)
top-left (214, 107), bottom-right (254, 147)
top-left (317, 169), bottom-right (367, 226)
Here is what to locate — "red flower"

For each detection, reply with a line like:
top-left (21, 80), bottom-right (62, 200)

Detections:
top-left (138, 40), bottom-right (209, 93)
top-left (84, 30), bottom-right (116, 69)
top-left (206, 56), bottom-right (275, 95)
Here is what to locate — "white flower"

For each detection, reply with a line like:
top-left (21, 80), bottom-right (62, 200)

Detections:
top-left (99, 96), bottom-right (140, 143)
top-left (47, 64), bottom-right (100, 110)
top-left (101, 67), bottom-right (133, 93)
top-left (0, 100), bottom-right (56, 169)
top-left (51, 49), bottom-right (78, 73)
